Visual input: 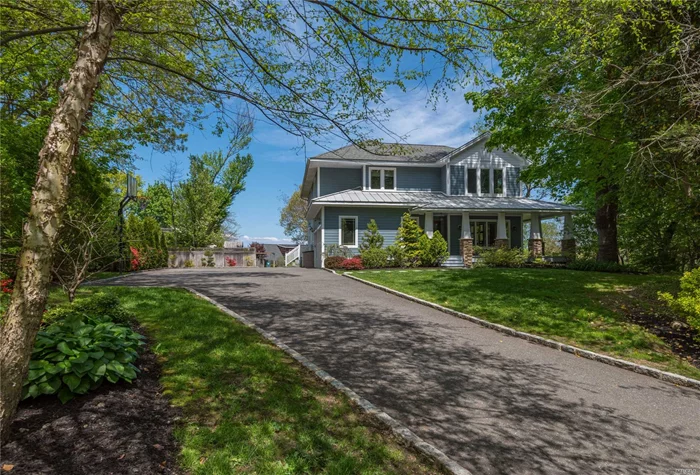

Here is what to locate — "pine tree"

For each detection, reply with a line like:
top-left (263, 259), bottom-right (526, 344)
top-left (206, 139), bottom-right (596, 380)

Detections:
top-left (360, 219), bottom-right (384, 252)
top-left (396, 213), bottom-right (424, 267)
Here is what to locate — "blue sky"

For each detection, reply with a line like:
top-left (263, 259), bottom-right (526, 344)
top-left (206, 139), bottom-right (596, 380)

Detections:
top-left (132, 86), bottom-right (482, 245)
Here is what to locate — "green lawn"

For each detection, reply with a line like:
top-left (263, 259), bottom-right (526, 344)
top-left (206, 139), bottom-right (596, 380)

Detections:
top-left (351, 268), bottom-right (700, 380)
top-left (62, 287), bottom-right (442, 475)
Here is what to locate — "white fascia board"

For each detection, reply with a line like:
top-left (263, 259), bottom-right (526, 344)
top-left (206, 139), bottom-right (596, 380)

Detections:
top-left (438, 132), bottom-right (490, 163)
top-left (308, 159), bottom-right (365, 168)
top-left (310, 159), bottom-right (442, 167)
top-left (420, 207), bottom-right (579, 214)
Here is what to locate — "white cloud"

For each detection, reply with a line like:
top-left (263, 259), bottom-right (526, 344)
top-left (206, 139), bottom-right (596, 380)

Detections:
top-left (241, 235), bottom-right (295, 244)
top-left (379, 86), bottom-right (480, 147)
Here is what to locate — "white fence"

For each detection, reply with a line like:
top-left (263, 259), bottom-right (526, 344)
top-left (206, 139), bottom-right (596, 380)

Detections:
top-left (169, 248), bottom-right (256, 268)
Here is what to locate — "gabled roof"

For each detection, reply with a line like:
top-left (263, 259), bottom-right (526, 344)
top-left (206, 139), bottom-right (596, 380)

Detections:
top-left (310, 143), bottom-right (455, 163)
top-left (311, 189), bottom-right (580, 212)
top-left (438, 132), bottom-right (491, 162)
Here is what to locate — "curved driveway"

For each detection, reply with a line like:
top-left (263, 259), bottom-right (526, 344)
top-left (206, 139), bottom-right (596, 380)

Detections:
top-left (103, 267), bottom-right (700, 474)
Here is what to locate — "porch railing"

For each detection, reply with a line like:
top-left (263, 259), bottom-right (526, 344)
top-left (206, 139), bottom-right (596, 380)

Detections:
top-left (285, 245), bottom-right (301, 266)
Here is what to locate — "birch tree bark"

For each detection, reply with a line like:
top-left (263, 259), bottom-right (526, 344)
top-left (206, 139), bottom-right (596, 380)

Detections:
top-left (0, 0), bottom-right (121, 442)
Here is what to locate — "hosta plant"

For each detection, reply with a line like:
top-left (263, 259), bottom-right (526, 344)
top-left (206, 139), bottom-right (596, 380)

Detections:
top-left (23, 316), bottom-right (145, 403)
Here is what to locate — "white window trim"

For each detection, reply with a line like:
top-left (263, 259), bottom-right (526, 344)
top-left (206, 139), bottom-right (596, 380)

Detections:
top-left (368, 167), bottom-right (397, 191)
top-left (493, 167), bottom-right (506, 197)
top-left (467, 167), bottom-right (507, 197)
top-left (338, 215), bottom-right (359, 248)
top-left (470, 219), bottom-right (512, 248)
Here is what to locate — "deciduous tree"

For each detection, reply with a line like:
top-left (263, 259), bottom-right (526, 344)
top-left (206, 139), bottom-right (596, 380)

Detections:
top-left (279, 188), bottom-right (309, 244)
top-left (0, 0), bottom-right (511, 439)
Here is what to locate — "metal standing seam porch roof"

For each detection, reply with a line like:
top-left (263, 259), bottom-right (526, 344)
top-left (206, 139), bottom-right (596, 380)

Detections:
top-left (309, 189), bottom-right (580, 213)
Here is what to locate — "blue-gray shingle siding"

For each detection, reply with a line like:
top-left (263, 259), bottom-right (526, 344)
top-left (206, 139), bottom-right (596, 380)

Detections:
top-left (396, 167), bottom-right (441, 191)
top-left (507, 167), bottom-right (520, 197)
top-left (319, 167), bottom-right (362, 196)
top-left (509, 215), bottom-right (523, 249)
top-left (450, 165), bottom-right (465, 195)
top-left (323, 207), bottom-right (408, 253)
top-left (364, 166), bottom-right (442, 192)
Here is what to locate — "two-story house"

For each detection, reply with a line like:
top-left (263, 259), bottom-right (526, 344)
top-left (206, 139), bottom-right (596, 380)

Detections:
top-left (300, 133), bottom-right (579, 268)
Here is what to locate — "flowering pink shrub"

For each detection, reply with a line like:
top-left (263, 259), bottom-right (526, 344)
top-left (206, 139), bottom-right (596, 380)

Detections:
top-left (340, 257), bottom-right (364, 270)
top-left (1, 278), bottom-right (13, 294)
top-left (225, 256), bottom-right (237, 267)
top-left (130, 246), bottom-right (141, 271)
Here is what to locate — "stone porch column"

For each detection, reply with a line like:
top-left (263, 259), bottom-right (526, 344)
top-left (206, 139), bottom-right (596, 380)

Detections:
top-left (460, 211), bottom-right (473, 268)
top-left (529, 212), bottom-right (543, 257)
top-left (495, 212), bottom-right (509, 249)
top-left (425, 211), bottom-right (434, 238)
top-left (561, 212), bottom-right (576, 258)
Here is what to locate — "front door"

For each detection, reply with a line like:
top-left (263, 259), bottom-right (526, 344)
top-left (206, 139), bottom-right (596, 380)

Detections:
top-left (449, 215), bottom-right (462, 255)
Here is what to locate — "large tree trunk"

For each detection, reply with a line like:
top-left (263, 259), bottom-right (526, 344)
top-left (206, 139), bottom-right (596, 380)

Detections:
top-left (596, 184), bottom-right (620, 263)
top-left (0, 0), bottom-right (120, 442)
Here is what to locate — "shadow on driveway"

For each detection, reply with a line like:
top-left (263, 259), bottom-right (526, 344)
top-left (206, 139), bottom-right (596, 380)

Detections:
top-left (101, 268), bottom-right (700, 474)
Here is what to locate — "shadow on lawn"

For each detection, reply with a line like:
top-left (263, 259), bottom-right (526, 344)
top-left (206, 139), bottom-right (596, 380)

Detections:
top-left (101, 270), bottom-right (700, 475)
top-left (3, 339), bottom-right (180, 475)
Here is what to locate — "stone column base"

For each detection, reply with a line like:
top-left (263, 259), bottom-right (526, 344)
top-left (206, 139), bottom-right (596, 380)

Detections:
top-left (460, 238), bottom-right (473, 268)
top-left (561, 239), bottom-right (576, 259)
top-left (529, 239), bottom-right (543, 258)
top-left (494, 239), bottom-right (509, 249)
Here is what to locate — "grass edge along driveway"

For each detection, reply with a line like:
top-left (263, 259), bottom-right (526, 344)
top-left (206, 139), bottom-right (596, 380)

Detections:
top-left (350, 268), bottom-right (700, 380)
top-left (102, 287), bottom-right (445, 475)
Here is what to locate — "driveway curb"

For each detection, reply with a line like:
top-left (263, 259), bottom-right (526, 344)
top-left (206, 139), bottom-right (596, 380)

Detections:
top-left (183, 287), bottom-right (473, 475)
top-left (343, 273), bottom-right (700, 391)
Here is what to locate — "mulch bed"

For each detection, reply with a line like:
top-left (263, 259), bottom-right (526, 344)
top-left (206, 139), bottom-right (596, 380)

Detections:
top-left (626, 310), bottom-right (700, 369)
top-left (613, 290), bottom-right (700, 370)
top-left (0, 329), bottom-right (181, 475)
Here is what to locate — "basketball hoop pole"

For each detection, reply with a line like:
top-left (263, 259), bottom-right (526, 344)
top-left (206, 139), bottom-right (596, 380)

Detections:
top-left (118, 174), bottom-right (137, 273)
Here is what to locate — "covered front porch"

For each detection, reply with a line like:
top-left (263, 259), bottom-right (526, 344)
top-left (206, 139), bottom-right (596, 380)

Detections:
top-left (412, 210), bottom-right (577, 268)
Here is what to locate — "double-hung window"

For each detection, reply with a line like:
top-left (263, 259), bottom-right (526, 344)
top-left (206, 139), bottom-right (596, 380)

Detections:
top-left (466, 168), bottom-right (477, 194)
top-left (339, 216), bottom-right (358, 247)
top-left (493, 169), bottom-right (504, 195)
top-left (467, 168), bottom-right (505, 195)
top-left (480, 168), bottom-right (491, 194)
top-left (369, 168), bottom-right (396, 190)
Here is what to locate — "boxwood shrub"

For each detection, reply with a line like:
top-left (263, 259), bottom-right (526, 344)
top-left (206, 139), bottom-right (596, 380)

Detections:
top-left (324, 256), bottom-right (346, 269)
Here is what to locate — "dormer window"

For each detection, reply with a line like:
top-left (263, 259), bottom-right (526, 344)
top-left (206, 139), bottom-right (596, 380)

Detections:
top-left (494, 169), bottom-right (504, 194)
top-left (467, 169), bottom-right (477, 194)
top-left (369, 168), bottom-right (396, 190)
top-left (480, 168), bottom-right (490, 194)
top-left (464, 167), bottom-right (507, 196)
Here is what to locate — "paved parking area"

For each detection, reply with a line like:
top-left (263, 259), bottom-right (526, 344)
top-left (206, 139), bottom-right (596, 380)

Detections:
top-left (103, 267), bottom-right (700, 474)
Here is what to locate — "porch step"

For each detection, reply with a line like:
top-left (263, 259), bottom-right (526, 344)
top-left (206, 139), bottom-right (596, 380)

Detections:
top-left (440, 256), bottom-right (465, 268)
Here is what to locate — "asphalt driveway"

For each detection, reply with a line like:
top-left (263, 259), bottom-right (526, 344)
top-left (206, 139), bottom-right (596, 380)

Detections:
top-left (102, 267), bottom-right (700, 474)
